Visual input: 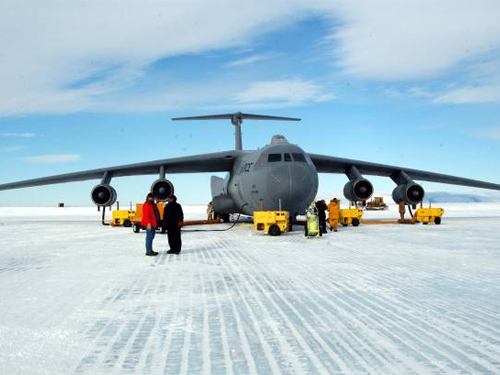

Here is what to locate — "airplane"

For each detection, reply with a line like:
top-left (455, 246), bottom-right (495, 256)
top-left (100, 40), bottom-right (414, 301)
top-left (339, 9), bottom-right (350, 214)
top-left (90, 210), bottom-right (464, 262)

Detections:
top-left (1, 112), bottom-right (500, 220)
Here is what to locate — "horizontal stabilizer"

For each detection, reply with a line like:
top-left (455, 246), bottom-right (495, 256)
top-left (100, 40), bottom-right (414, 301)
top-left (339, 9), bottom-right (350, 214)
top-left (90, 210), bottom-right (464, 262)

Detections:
top-left (172, 112), bottom-right (300, 151)
top-left (172, 112), bottom-right (301, 122)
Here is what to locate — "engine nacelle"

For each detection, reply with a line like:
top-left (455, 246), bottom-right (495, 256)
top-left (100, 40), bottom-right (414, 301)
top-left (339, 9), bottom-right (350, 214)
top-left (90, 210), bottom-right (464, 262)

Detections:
top-left (212, 195), bottom-right (238, 214)
top-left (343, 179), bottom-right (374, 202)
top-left (91, 184), bottom-right (117, 206)
top-left (392, 183), bottom-right (425, 205)
top-left (151, 179), bottom-right (174, 200)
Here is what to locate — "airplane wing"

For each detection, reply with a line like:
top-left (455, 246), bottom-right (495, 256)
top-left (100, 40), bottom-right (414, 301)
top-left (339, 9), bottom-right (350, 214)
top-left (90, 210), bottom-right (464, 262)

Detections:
top-left (0, 150), bottom-right (239, 191)
top-left (309, 153), bottom-right (500, 190)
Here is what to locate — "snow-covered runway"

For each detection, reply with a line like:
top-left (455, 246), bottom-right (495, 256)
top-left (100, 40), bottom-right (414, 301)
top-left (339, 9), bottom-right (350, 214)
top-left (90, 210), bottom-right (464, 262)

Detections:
top-left (1, 206), bottom-right (500, 374)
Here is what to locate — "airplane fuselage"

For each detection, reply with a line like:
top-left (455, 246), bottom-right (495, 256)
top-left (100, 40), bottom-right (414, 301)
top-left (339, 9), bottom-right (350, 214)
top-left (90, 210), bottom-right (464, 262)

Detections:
top-left (216, 136), bottom-right (319, 216)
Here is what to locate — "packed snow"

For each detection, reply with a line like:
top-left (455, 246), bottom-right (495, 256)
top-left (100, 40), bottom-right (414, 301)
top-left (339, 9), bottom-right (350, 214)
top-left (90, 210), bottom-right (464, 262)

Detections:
top-left (1, 203), bottom-right (500, 374)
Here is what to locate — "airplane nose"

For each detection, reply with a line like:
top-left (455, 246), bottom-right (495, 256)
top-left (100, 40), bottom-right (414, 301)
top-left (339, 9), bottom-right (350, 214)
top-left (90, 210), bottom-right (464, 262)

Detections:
top-left (267, 164), bottom-right (316, 209)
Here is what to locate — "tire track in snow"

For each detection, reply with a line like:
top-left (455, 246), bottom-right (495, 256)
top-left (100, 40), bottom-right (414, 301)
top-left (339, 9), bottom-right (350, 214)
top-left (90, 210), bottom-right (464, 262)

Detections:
top-left (202, 239), bottom-right (293, 375)
top-left (215, 236), bottom-right (334, 375)
top-left (286, 247), bottom-right (499, 374)
top-left (230, 240), bottom-right (424, 375)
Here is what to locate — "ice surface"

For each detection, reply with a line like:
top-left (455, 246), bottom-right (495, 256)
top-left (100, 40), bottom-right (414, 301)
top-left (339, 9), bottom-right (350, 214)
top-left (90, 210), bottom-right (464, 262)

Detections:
top-left (0, 204), bottom-right (499, 374)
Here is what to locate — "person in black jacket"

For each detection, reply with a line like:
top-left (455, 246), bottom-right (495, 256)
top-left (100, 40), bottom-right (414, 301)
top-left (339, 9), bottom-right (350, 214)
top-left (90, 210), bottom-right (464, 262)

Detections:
top-left (163, 194), bottom-right (184, 254)
top-left (316, 199), bottom-right (328, 234)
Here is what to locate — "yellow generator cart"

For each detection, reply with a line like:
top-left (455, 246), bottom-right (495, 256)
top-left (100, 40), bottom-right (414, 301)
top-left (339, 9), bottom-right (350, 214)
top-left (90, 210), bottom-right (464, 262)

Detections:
top-left (111, 210), bottom-right (136, 227)
top-left (340, 208), bottom-right (364, 227)
top-left (254, 211), bottom-right (290, 236)
top-left (414, 207), bottom-right (444, 225)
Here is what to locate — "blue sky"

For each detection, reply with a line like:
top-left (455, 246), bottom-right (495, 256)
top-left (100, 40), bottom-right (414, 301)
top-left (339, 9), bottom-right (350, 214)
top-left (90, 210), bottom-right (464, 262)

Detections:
top-left (1, 0), bottom-right (500, 206)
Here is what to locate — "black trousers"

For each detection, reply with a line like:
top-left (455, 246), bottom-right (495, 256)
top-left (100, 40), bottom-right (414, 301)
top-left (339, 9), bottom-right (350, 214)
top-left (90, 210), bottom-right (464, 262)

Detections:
top-left (167, 227), bottom-right (182, 252)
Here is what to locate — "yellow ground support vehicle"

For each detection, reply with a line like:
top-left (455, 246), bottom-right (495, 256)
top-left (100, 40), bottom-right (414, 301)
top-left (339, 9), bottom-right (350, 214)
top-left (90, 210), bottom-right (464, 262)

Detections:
top-left (340, 208), bottom-right (364, 227)
top-left (414, 207), bottom-right (444, 225)
top-left (111, 210), bottom-right (136, 227)
top-left (365, 197), bottom-right (388, 211)
top-left (254, 211), bottom-right (290, 236)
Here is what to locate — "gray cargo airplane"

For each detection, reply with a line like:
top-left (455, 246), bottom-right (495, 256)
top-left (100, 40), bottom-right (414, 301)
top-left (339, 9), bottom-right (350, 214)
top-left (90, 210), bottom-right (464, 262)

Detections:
top-left (1, 112), bottom-right (500, 218)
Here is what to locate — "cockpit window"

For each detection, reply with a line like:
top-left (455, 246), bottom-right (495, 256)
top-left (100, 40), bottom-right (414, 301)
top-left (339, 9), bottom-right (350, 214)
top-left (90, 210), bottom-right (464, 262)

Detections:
top-left (268, 153), bottom-right (282, 162)
top-left (284, 153), bottom-right (292, 162)
top-left (292, 153), bottom-right (306, 162)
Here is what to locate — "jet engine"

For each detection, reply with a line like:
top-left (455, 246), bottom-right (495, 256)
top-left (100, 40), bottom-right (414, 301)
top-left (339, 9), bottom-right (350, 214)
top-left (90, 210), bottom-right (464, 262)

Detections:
top-left (392, 182), bottom-right (425, 205)
top-left (343, 179), bottom-right (374, 202)
top-left (151, 179), bottom-right (174, 200)
top-left (91, 184), bottom-right (117, 206)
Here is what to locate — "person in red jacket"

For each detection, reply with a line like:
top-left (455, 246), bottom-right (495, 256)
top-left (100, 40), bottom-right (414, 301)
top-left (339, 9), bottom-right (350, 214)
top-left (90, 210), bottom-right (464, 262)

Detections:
top-left (141, 193), bottom-right (160, 256)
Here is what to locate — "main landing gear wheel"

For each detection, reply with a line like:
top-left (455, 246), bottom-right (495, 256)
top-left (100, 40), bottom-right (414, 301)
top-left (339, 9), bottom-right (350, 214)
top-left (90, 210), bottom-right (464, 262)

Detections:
top-left (269, 224), bottom-right (281, 236)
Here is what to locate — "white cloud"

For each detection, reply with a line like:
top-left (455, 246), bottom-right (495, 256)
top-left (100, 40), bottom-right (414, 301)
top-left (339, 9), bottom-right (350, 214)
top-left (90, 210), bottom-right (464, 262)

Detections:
top-left (0, 132), bottom-right (35, 138)
top-left (470, 127), bottom-right (500, 141)
top-left (236, 79), bottom-right (336, 106)
top-left (0, 0), bottom-right (309, 116)
top-left (330, 0), bottom-right (500, 80)
top-left (434, 85), bottom-right (500, 104)
top-left (2, 1), bottom-right (500, 115)
top-left (225, 53), bottom-right (279, 67)
top-left (0, 146), bottom-right (27, 153)
top-left (23, 154), bottom-right (81, 164)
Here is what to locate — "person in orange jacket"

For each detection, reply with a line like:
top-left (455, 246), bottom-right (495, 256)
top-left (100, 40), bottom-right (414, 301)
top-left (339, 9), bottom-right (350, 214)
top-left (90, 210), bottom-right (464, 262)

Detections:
top-left (327, 198), bottom-right (340, 232)
top-left (141, 193), bottom-right (160, 256)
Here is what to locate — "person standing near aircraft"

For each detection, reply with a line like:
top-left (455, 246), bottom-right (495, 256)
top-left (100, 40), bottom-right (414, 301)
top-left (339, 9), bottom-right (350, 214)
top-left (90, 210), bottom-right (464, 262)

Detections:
top-left (399, 201), bottom-right (406, 220)
top-left (328, 198), bottom-right (340, 232)
top-left (163, 194), bottom-right (184, 254)
top-left (141, 193), bottom-right (160, 256)
top-left (316, 199), bottom-right (328, 234)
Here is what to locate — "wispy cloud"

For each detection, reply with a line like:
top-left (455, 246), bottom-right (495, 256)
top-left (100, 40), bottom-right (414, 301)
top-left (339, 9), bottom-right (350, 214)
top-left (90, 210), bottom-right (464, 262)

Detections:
top-left (323, 1), bottom-right (500, 81)
top-left (434, 85), bottom-right (500, 104)
top-left (470, 126), bottom-right (500, 141)
top-left (0, 146), bottom-right (27, 153)
top-left (22, 154), bottom-right (81, 164)
top-left (225, 53), bottom-right (279, 67)
top-left (235, 79), bottom-right (336, 106)
top-left (1, 132), bottom-right (35, 138)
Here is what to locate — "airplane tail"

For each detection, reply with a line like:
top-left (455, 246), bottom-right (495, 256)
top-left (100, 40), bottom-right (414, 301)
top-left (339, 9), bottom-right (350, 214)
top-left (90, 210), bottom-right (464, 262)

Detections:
top-left (210, 176), bottom-right (225, 197)
top-left (172, 112), bottom-right (300, 151)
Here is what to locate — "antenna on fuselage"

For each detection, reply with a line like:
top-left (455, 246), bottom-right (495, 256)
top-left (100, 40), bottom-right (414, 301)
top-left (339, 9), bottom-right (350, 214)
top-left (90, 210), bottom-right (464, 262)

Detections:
top-left (171, 112), bottom-right (301, 151)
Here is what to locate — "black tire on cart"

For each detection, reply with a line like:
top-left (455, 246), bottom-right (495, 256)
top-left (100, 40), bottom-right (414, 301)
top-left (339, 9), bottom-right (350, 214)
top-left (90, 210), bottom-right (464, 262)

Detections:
top-left (123, 219), bottom-right (131, 228)
top-left (269, 224), bottom-right (282, 236)
top-left (222, 213), bottom-right (230, 223)
top-left (434, 217), bottom-right (441, 225)
top-left (423, 222), bottom-right (428, 225)
top-left (133, 224), bottom-right (141, 233)
top-left (352, 218), bottom-right (360, 227)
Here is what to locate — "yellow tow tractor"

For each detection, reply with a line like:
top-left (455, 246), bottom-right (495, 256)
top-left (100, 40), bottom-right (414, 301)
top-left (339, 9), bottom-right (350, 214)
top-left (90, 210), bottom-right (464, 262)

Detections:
top-left (339, 208), bottom-right (364, 227)
top-left (414, 207), bottom-right (445, 225)
top-left (111, 209), bottom-right (136, 227)
top-left (254, 210), bottom-right (290, 236)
